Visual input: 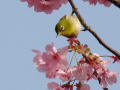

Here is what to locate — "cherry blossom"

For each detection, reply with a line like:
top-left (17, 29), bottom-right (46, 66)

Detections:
top-left (32, 43), bottom-right (68, 78)
top-left (99, 70), bottom-right (118, 88)
top-left (72, 63), bottom-right (94, 82)
top-left (88, 54), bottom-right (118, 88)
top-left (21, 0), bottom-right (68, 14)
top-left (56, 68), bottom-right (73, 82)
top-left (111, 56), bottom-right (119, 63)
top-left (32, 39), bottom-right (118, 89)
top-left (106, 72), bottom-right (118, 85)
top-left (83, 0), bottom-right (111, 7)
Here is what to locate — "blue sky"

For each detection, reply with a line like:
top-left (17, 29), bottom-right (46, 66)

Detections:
top-left (0, 0), bottom-right (120, 90)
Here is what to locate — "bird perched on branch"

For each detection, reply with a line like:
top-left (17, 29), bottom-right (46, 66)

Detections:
top-left (55, 15), bottom-right (82, 38)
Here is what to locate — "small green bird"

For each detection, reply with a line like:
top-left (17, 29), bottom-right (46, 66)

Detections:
top-left (55, 15), bottom-right (82, 38)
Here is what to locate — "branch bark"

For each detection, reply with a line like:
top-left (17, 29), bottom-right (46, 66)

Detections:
top-left (68, 0), bottom-right (120, 59)
top-left (108, 0), bottom-right (120, 8)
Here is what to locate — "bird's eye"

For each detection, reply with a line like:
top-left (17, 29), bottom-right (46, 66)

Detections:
top-left (60, 26), bottom-right (65, 31)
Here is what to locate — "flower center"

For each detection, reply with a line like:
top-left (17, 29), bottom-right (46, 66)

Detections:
top-left (53, 53), bottom-right (59, 60)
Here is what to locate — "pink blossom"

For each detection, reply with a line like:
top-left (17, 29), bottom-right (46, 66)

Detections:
top-left (100, 76), bottom-right (108, 88)
top-left (32, 49), bottom-right (46, 72)
top-left (83, 0), bottom-right (111, 7)
top-left (111, 56), bottom-right (119, 63)
top-left (21, 0), bottom-right (68, 14)
top-left (95, 60), bottom-right (112, 77)
top-left (95, 62), bottom-right (118, 88)
top-left (98, 0), bottom-right (111, 7)
top-left (106, 72), bottom-right (118, 85)
top-left (100, 71), bottom-right (118, 88)
top-left (88, 55), bottom-right (118, 88)
top-left (33, 43), bottom-right (68, 78)
top-left (56, 68), bottom-right (73, 82)
top-left (78, 53), bottom-right (118, 88)
top-left (48, 82), bottom-right (63, 90)
top-left (100, 60), bottom-right (112, 68)
top-left (72, 63), bottom-right (94, 81)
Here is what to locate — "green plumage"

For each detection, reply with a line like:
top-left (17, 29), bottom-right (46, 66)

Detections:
top-left (55, 15), bottom-right (81, 38)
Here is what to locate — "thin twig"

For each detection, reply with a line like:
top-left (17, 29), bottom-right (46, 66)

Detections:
top-left (68, 51), bottom-right (76, 68)
top-left (100, 55), bottom-right (113, 57)
top-left (74, 53), bottom-right (79, 63)
top-left (68, 0), bottom-right (120, 60)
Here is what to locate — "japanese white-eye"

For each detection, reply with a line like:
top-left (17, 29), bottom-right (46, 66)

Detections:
top-left (55, 15), bottom-right (82, 38)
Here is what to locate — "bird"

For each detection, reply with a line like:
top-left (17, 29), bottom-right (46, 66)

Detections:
top-left (55, 15), bottom-right (82, 38)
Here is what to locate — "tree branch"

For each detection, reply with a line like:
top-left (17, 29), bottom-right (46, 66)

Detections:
top-left (68, 0), bottom-right (120, 59)
top-left (108, 0), bottom-right (120, 8)
top-left (103, 88), bottom-right (108, 90)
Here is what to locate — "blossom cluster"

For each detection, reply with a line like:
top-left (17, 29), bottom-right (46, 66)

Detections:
top-left (83, 0), bottom-right (111, 7)
top-left (21, 0), bottom-right (68, 14)
top-left (21, 0), bottom-right (111, 14)
top-left (32, 39), bottom-right (118, 90)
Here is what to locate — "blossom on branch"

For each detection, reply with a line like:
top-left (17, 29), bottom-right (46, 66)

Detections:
top-left (56, 68), bottom-right (73, 82)
top-left (32, 39), bottom-right (118, 89)
top-left (87, 54), bottom-right (118, 88)
top-left (83, 0), bottom-right (111, 7)
top-left (21, 0), bottom-right (68, 14)
top-left (100, 71), bottom-right (118, 88)
top-left (72, 63), bottom-right (94, 81)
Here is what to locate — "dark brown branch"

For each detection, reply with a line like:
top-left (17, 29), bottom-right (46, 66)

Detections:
top-left (108, 0), bottom-right (120, 8)
top-left (103, 88), bottom-right (108, 90)
top-left (83, 56), bottom-right (109, 90)
top-left (68, 0), bottom-right (120, 59)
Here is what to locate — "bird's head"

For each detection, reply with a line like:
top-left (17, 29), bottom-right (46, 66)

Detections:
top-left (55, 15), bottom-right (73, 38)
top-left (55, 15), bottom-right (81, 38)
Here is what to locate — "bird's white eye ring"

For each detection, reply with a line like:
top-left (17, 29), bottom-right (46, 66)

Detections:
top-left (60, 26), bottom-right (65, 31)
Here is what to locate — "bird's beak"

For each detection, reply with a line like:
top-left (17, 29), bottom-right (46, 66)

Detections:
top-left (56, 33), bottom-right (60, 38)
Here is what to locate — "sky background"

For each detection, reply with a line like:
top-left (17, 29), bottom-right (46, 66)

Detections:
top-left (0, 0), bottom-right (120, 90)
